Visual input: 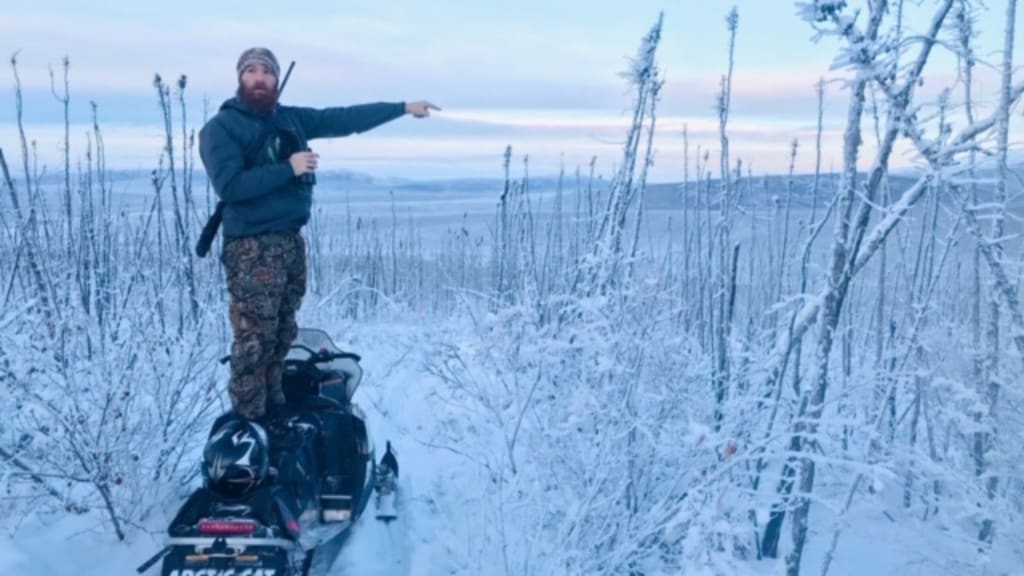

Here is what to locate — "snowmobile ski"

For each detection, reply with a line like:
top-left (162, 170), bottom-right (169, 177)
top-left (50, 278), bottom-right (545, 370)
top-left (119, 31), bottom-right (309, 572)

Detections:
top-left (375, 441), bottom-right (400, 523)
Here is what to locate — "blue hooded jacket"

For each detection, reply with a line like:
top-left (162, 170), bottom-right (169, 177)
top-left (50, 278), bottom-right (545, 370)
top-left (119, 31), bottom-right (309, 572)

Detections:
top-left (199, 97), bottom-right (405, 238)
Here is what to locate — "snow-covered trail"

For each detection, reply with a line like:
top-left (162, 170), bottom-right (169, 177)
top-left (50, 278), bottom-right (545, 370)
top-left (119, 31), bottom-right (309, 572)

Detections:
top-left (321, 321), bottom-right (462, 576)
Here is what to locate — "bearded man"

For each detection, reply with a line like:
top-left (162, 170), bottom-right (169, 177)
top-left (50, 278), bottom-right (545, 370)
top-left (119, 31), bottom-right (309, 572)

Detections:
top-left (199, 47), bottom-right (439, 421)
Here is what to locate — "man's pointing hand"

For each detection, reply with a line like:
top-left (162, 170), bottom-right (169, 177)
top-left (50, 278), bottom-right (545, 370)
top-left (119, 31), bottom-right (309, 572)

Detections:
top-left (405, 101), bottom-right (441, 118)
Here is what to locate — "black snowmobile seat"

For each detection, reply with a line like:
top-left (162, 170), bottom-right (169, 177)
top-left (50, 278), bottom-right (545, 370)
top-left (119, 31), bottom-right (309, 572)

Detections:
top-left (282, 365), bottom-right (352, 410)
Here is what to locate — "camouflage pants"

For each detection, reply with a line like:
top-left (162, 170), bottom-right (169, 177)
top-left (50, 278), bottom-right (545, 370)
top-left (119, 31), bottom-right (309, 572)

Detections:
top-left (221, 231), bottom-right (307, 420)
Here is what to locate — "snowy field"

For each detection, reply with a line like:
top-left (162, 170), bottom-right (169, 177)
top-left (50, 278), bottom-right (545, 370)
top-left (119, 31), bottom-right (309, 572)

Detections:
top-left (2, 169), bottom-right (1023, 576)
top-left (2, 311), bottom-right (1022, 575)
top-left (3, 318), bottom-right (1018, 576)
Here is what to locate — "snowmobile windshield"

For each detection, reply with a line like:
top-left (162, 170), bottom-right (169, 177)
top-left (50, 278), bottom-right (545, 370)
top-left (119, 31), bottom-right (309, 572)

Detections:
top-left (288, 328), bottom-right (342, 356)
top-left (286, 328), bottom-right (363, 401)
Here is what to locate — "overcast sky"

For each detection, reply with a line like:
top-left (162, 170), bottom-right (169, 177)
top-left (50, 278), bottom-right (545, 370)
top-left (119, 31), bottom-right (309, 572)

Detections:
top-left (0, 0), bottom-right (1019, 181)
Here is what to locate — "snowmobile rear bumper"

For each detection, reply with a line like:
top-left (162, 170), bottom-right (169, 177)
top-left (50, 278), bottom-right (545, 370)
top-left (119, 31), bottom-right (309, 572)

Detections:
top-left (160, 537), bottom-right (292, 576)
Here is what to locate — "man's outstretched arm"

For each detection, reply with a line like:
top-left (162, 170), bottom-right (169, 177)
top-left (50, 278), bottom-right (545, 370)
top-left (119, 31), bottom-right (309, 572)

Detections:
top-left (295, 100), bottom-right (441, 140)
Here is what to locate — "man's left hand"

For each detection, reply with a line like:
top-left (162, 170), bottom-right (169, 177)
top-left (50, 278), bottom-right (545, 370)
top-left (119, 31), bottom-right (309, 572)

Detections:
top-left (405, 101), bottom-right (441, 118)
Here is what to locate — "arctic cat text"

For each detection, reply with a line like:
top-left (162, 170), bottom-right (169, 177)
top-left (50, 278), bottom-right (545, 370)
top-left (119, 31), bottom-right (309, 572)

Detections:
top-left (169, 565), bottom-right (278, 569)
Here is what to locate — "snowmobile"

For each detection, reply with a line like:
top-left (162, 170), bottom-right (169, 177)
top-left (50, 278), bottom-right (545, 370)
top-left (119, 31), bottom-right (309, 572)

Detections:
top-left (137, 328), bottom-right (400, 576)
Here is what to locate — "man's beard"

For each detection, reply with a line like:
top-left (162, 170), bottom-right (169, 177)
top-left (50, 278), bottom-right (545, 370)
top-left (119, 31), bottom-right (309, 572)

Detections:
top-left (237, 81), bottom-right (279, 114)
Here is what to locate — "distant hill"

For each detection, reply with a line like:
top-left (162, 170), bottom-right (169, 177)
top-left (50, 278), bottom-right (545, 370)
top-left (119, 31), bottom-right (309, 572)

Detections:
top-left (16, 163), bottom-right (1022, 211)
top-left (642, 165), bottom-right (1023, 211)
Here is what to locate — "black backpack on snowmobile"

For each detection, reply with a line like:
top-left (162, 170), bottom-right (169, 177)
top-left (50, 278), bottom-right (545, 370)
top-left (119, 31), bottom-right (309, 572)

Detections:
top-left (137, 328), bottom-right (399, 576)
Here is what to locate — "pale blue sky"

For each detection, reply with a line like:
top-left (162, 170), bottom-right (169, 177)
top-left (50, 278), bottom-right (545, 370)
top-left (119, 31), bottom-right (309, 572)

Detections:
top-left (0, 0), bottom-right (1019, 180)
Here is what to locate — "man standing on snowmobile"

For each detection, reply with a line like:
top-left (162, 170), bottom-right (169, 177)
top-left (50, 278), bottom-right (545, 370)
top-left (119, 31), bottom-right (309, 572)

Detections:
top-left (200, 47), bottom-right (439, 421)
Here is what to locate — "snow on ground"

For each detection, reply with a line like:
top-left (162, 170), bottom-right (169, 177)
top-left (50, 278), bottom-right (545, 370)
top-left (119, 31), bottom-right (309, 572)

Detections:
top-left (328, 320), bottom-right (437, 576)
top-left (0, 509), bottom-right (166, 575)
top-left (2, 317), bottom-right (1021, 575)
top-left (326, 317), bottom-right (480, 576)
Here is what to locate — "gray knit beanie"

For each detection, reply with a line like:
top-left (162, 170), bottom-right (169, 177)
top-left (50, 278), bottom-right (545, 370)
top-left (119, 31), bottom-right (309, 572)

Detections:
top-left (236, 47), bottom-right (280, 80)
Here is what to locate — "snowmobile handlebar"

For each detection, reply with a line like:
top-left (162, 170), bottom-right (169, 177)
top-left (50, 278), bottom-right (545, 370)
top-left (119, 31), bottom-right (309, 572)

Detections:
top-left (218, 344), bottom-right (361, 365)
top-left (288, 343), bottom-right (362, 364)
